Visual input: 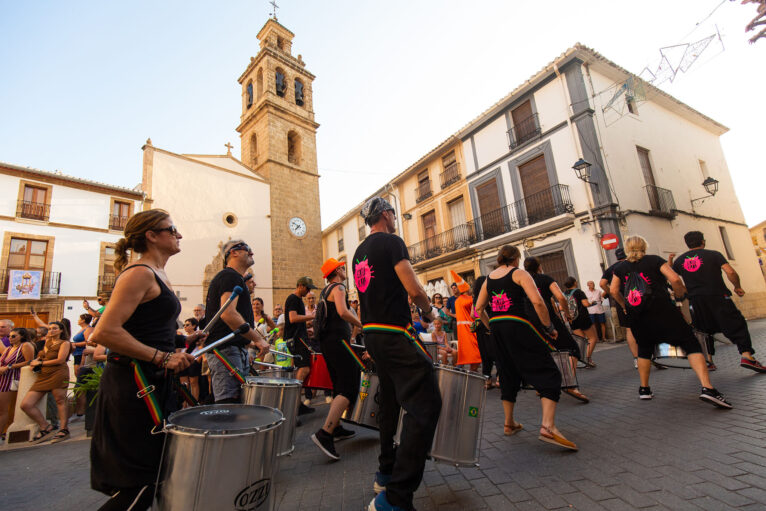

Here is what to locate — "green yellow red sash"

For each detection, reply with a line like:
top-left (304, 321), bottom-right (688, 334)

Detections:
top-left (488, 315), bottom-right (555, 351)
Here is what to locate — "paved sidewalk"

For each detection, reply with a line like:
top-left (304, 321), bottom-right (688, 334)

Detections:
top-left (2, 319), bottom-right (765, 510)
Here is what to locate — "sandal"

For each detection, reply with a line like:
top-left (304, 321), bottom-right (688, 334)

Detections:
top-left (538, 426), bottom-right (578, 451)
top-left (504, 422), bottom-right (523, 436)
top-left (31, 424), bottom-right (55, 444)
top-left (50, 428), bottom-right (70, 444)
top-left (564, 388), bottom-right (590, 403)
top-left (485, 380), bottom-right (493, 390)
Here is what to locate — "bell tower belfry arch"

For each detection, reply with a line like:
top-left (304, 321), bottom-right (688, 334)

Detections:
top-left (237, 19), bottom-right (323, 307)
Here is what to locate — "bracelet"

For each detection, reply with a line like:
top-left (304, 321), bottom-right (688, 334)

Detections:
top-left (161, 352), bottom-right (172, 369)
top-left (150, 348), bottom-right (159, 364)
top-left (543, 323), bottom-right (556, 335)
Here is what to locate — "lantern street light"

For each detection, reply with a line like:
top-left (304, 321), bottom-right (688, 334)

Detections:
top-left (572, 158), bottom-right (597, 185)
top-left (690, 176), bottom-right (720, 207)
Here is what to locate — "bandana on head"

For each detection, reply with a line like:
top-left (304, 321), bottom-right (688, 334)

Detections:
top-left (450, 270), bottom-right (470, 293)
top-left (360, 196), bottom-right (394, 221)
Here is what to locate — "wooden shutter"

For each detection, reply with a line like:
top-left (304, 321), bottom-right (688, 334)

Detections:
top-left (518, 155), bottom-right (553, 223)
top-left (476, 179), bottom-right (503, 237)
top-left (537, 251), bottom-right (569, 290)
top-left (637, 147), bottom-right (659, 210)
top-left (511, 100), bottom-right (534, 141)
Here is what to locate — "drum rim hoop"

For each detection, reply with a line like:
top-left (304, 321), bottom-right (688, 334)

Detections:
top-left (165, 404), bottom-right (285, 434)
top-left (243, 377), bottom-right (303, 387)
top-left (434, 363), bottom-right (488, 380)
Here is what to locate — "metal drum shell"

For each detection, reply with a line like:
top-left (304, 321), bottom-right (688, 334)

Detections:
top-left (257, 367), bottom-right (296, 379)
top-left (157, 404), bottom-right (283, 511)
top-left (422, 342), bottom-right (439, 362)
top-left (341, 371), bottom-right (380, 430)
top-left (521, 350), bottom-right (578, 390)
top-left (653, 331), bottom-right (709, 368)
top-left (395, 364), bottom-right (487, 467)
top-left (242, 377), bottom-right (302, 456)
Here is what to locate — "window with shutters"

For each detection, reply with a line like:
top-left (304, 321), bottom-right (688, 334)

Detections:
top-left (337, 228), bottom-right (344, 253)
top-left (18, 183), bottom-right (51, 221)
top-left (518, 155), bottom-right (554, 224)
top-left (416, 170), bottom-right (432, 203)
top-left (109, 199), bottom-right (132, 231)
top-left (536, 251), bottom-right (569, 290)
top-left (509, 100), bottom-right (540, 148)
top-left (8, 238), bottom-right (48, 270)
top-left (440, 151), bottom-right (460, 189)
top-left (475, 179), bottom-right (504, 238)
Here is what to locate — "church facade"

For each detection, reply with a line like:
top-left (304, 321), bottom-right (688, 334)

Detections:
top-left (141, 18), bottom-right (323, 317)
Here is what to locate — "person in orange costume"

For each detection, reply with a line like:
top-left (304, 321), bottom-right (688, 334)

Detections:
top-left (451, 271), bottom-right (481, 371)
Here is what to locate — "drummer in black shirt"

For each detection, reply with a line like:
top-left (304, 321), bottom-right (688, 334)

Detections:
top-left (284, 276), bottom-right (318, 415)
top-left (600, 248), bottom-right (640, 367)
top-left (670, 231), bottom-right (765, 373)
top-left (205, 240), bottom-right (269, 403)
top-left (355, 197), bottom-right (441, 511)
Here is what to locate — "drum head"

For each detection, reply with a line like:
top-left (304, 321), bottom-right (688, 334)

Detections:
top-left (245, 376), bottom-right (303, 387)
top-left (434, 363), bottom-right (487, 380)
top-left (167, 404), bottom-right (283, 434)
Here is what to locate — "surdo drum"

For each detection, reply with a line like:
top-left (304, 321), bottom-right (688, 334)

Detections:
top-left (242, 376), bottom-right (302, 456)
top-left (341, 371), bottom-right (380, 430)
top-left (522, 350), bottom-right (578, 390)
top-left (156, 404), bottom-right (283, 511)
top-left (652, 330), bottom-right (710, 369)
top-left (395, 364), bottom-right (487, 467)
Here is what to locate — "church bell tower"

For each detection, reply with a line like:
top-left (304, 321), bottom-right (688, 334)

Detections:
top-left (237, 18), bottom-right (323, 307)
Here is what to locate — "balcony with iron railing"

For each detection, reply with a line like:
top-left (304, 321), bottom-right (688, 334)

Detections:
top-left (16, 200), bottom-right (50, 221)
top-left (98, 273), bottom-right (117, 296)
top-left (507, 113), bottom-right (541, 149)
top-left (0, 269), bottom-right (61, 296)
top-left (415, 180), bottom-right (433, 203)
top-left (644, 184), bottom-right (676, 218)
top-left (408, 184), bottom-right (573, 264)
top-left (439, 162), bottom-right (461, 189)
top-left (109, 214), bottom-right (129, 231)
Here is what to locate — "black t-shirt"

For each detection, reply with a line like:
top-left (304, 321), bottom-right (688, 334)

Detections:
top-left (352, 232), bottom-right (411, 328)
top-left (532, 273), bottom-right (556, 310)
top-left (613, 255), bottom-right (672, 303)
top-left (566, 288), bottom-right (589, 320)
top-left (284, 293), bottom-right (308, 341)
top-left (174, 334), bottom-right (187, 352)
top-left (672, 248), bottom-right (730, 297)
top-left (204, 267), bottom-right (253, 348)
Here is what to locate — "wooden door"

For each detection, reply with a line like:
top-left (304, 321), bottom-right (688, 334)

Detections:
top-left (422, 211), bottom-right (437, 256)
top-left (476, 179), bottom-right (503, 238)
top-left (537, 251), bottom-right (569, 290)
top-left (0, 312), bottom-right (48, 329)
top-left (518, 155), bottom-right (553, 224)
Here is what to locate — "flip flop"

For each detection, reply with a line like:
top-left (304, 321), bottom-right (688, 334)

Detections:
top-left (504, 422), bottom-right (523, 436)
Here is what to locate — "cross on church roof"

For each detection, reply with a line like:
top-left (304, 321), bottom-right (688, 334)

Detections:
top-left (225, 142), bottom-right (233, 155)
top-left (269, 0), bottom-right (279, 20)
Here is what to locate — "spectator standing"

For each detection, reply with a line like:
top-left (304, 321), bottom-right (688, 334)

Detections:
top-left (71, 314), bottom-right (94, 377)
top-left (83, 295), bottom-right (108, 319)
top-left (445, 283), bottom-right (459, 340)
top-left (193, 304), bottom-right (207, 331)
top-left (21, 321), bottom-right (72, 443)
top-left (452, 271), bottom-right (481, 372)
top-left (0, 328), bottom-right (35, 442)
top-left (585, 281), bottom-right (607, 340)
top-left (178, 318), bottom-right (202, 402)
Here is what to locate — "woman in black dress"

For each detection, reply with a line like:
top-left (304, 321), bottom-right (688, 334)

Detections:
top-left (524, 257), bottom-right (589, 403)
top-left (90, 209), bottom-right (202, 510)
top-left (476, 245), bottom-right (577, 451)
top-left (609, 235), bottom-right (731, 407)
top-left (563, 277), bottom-right (599, 367)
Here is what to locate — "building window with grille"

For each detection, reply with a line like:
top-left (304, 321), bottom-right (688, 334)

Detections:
top-left (110, 200), bottom-right (132, 231)
top-left (19, 184), bottom-right (50, 221)
top-left (416, 170), bottom-right (432, 202)
top-left (337, 228), bottom-right (344, 253)
top-left (99, 245), bottom-right (117, 295)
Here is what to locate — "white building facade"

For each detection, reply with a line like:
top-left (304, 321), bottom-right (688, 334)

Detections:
top-left (460, 44), bottom-right (765, 317)
top-left (0, 162), bottom-right (144, 328)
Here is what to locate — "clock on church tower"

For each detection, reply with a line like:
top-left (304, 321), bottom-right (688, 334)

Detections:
top-left (236, 18), bottom-right (323, 307)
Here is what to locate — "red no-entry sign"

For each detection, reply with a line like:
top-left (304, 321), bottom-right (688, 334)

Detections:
top-left (601, 233), bottom-right (619, 250)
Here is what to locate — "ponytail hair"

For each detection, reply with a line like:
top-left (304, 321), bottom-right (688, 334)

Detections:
top-left (496, 245), bottom-right (520, 266)
top-left (114, 209), bottom-right (170, 273)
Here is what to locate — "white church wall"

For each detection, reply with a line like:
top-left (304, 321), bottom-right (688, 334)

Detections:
top-left (148, 150), bottom-right (274, 317)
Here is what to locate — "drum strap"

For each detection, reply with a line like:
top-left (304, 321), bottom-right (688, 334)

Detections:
top-left (172, 376), bottom-right (199, 407)
top-left (212, 348), bottom-right (246, 384)
top-left (488, 315), bottom-right (556, 352)
top-left (362, 323), bottom-right (432, 361)
top-left (340, 340), bottom-right (366, 370)
top-left (131, 360), bottom-right (164, 427)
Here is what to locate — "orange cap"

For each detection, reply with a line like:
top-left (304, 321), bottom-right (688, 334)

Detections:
top-left (321, 258), bottom-right (346, 279)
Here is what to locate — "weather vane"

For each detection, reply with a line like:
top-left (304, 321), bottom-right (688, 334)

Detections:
top-left (269, 0), bottom-right (279, 20)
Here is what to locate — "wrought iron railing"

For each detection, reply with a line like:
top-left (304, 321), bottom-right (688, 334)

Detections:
top-left (407, 184), bottom-right (573, 263)
top-left (439, 162), bottom-right (461, 189)
top-left (0, 269), bottom-right (61, 295)
top-left (109, 214), bottom-right (128, 231)
top-left (98, 273), bottom-right (117, 295)
top-left (644, 184), bottom-right (676, 217)
top-left (507, 113), bottom-right (541, 149)
top-left (415, 180), bottom-right (433, 203)
top-left (16, 201), bottom-right (50, 221)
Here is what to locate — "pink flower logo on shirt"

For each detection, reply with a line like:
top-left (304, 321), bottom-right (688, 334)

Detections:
top-left (627, 288), bottom-right (642, 306)
top-left (354, 256), bottom-right (374, 293)
top-left (491, 290), bottom-right (511, 312)
top-left (683, 255), bottom-right (702, 272)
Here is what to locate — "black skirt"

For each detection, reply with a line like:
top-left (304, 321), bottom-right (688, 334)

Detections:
top-left (91, 361), bottom-right (177, 494)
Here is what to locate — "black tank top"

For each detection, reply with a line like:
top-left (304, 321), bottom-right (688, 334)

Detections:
top-left (119, 264), bottom-right (181, 353)
top-left (485, 267), bottom-right (529, 319)
top-left (323, 283), bottom-right (351, 339)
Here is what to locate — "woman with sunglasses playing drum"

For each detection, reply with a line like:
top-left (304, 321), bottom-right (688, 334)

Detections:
top-left (476, 245), bottom-right (577, 451)
top-left (89, 210), bottom-right (203, 511)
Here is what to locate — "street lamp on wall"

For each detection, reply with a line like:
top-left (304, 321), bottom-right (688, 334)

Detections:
top-left (402, 213), bottom-right (412, 220)
top-left (572, 158), bottom-right (597, 185)
top-left (690, 176), bottom-right (720, 207)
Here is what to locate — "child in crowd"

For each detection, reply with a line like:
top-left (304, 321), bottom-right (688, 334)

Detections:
top-left (432, 318), bottom-right (456, 365)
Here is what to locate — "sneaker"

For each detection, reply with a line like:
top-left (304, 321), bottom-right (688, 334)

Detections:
top-left (741, 357), bottom-right (766, 373)
top-left (373, 472), bottom-right (391, 494)
top-left (311, 429), bottom-right (339, 460)
top-left (639, 386), bottom-right (653, 400)
top-left (333, 425), bottom-right (356, 441)
top-left (699, 387), bottom-right (733, 409)
top-left (298, 403), bottom-right (315, 415)
top-left (368, 491), bottom-right (407, 511)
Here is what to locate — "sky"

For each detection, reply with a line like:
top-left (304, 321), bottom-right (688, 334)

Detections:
top-left (1, 1), bottom-right (764, 229)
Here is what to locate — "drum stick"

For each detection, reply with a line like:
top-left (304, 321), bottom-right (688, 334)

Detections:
top-left (192, 324), bottom-right (249, 359)
top-left (350, 343), bottom-right (366, 349)
top-left (269, 349), bottom-right (301, 359)
top-left (201, 285), bottom-right (244, 335)
top-left (251, 360), bottom-right (289, 370)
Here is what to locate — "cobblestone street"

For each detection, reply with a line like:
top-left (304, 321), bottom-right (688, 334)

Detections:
top-left (3, 319), bottom-right (766, 510)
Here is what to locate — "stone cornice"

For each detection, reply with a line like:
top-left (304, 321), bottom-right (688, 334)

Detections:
top-left (238, 47), bottom-right (315, 84)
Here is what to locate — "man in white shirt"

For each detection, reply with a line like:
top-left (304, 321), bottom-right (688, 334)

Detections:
top-left (585, 281), bottom-right (606, 340)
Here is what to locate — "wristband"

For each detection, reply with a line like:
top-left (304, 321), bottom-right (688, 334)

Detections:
top-left (544, 323), bottom-right (556, 336)
top-left (238, 323), bottom-right (251, 334)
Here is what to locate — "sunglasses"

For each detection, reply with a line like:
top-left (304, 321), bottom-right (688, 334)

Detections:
top-left (153, 225), bottom-right (181, 236)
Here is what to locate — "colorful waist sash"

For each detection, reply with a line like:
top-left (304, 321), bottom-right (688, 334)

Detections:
top-left (363, 323), bottom-right (432, 360)
top-left (488, 315), bottom-right (555, 352)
